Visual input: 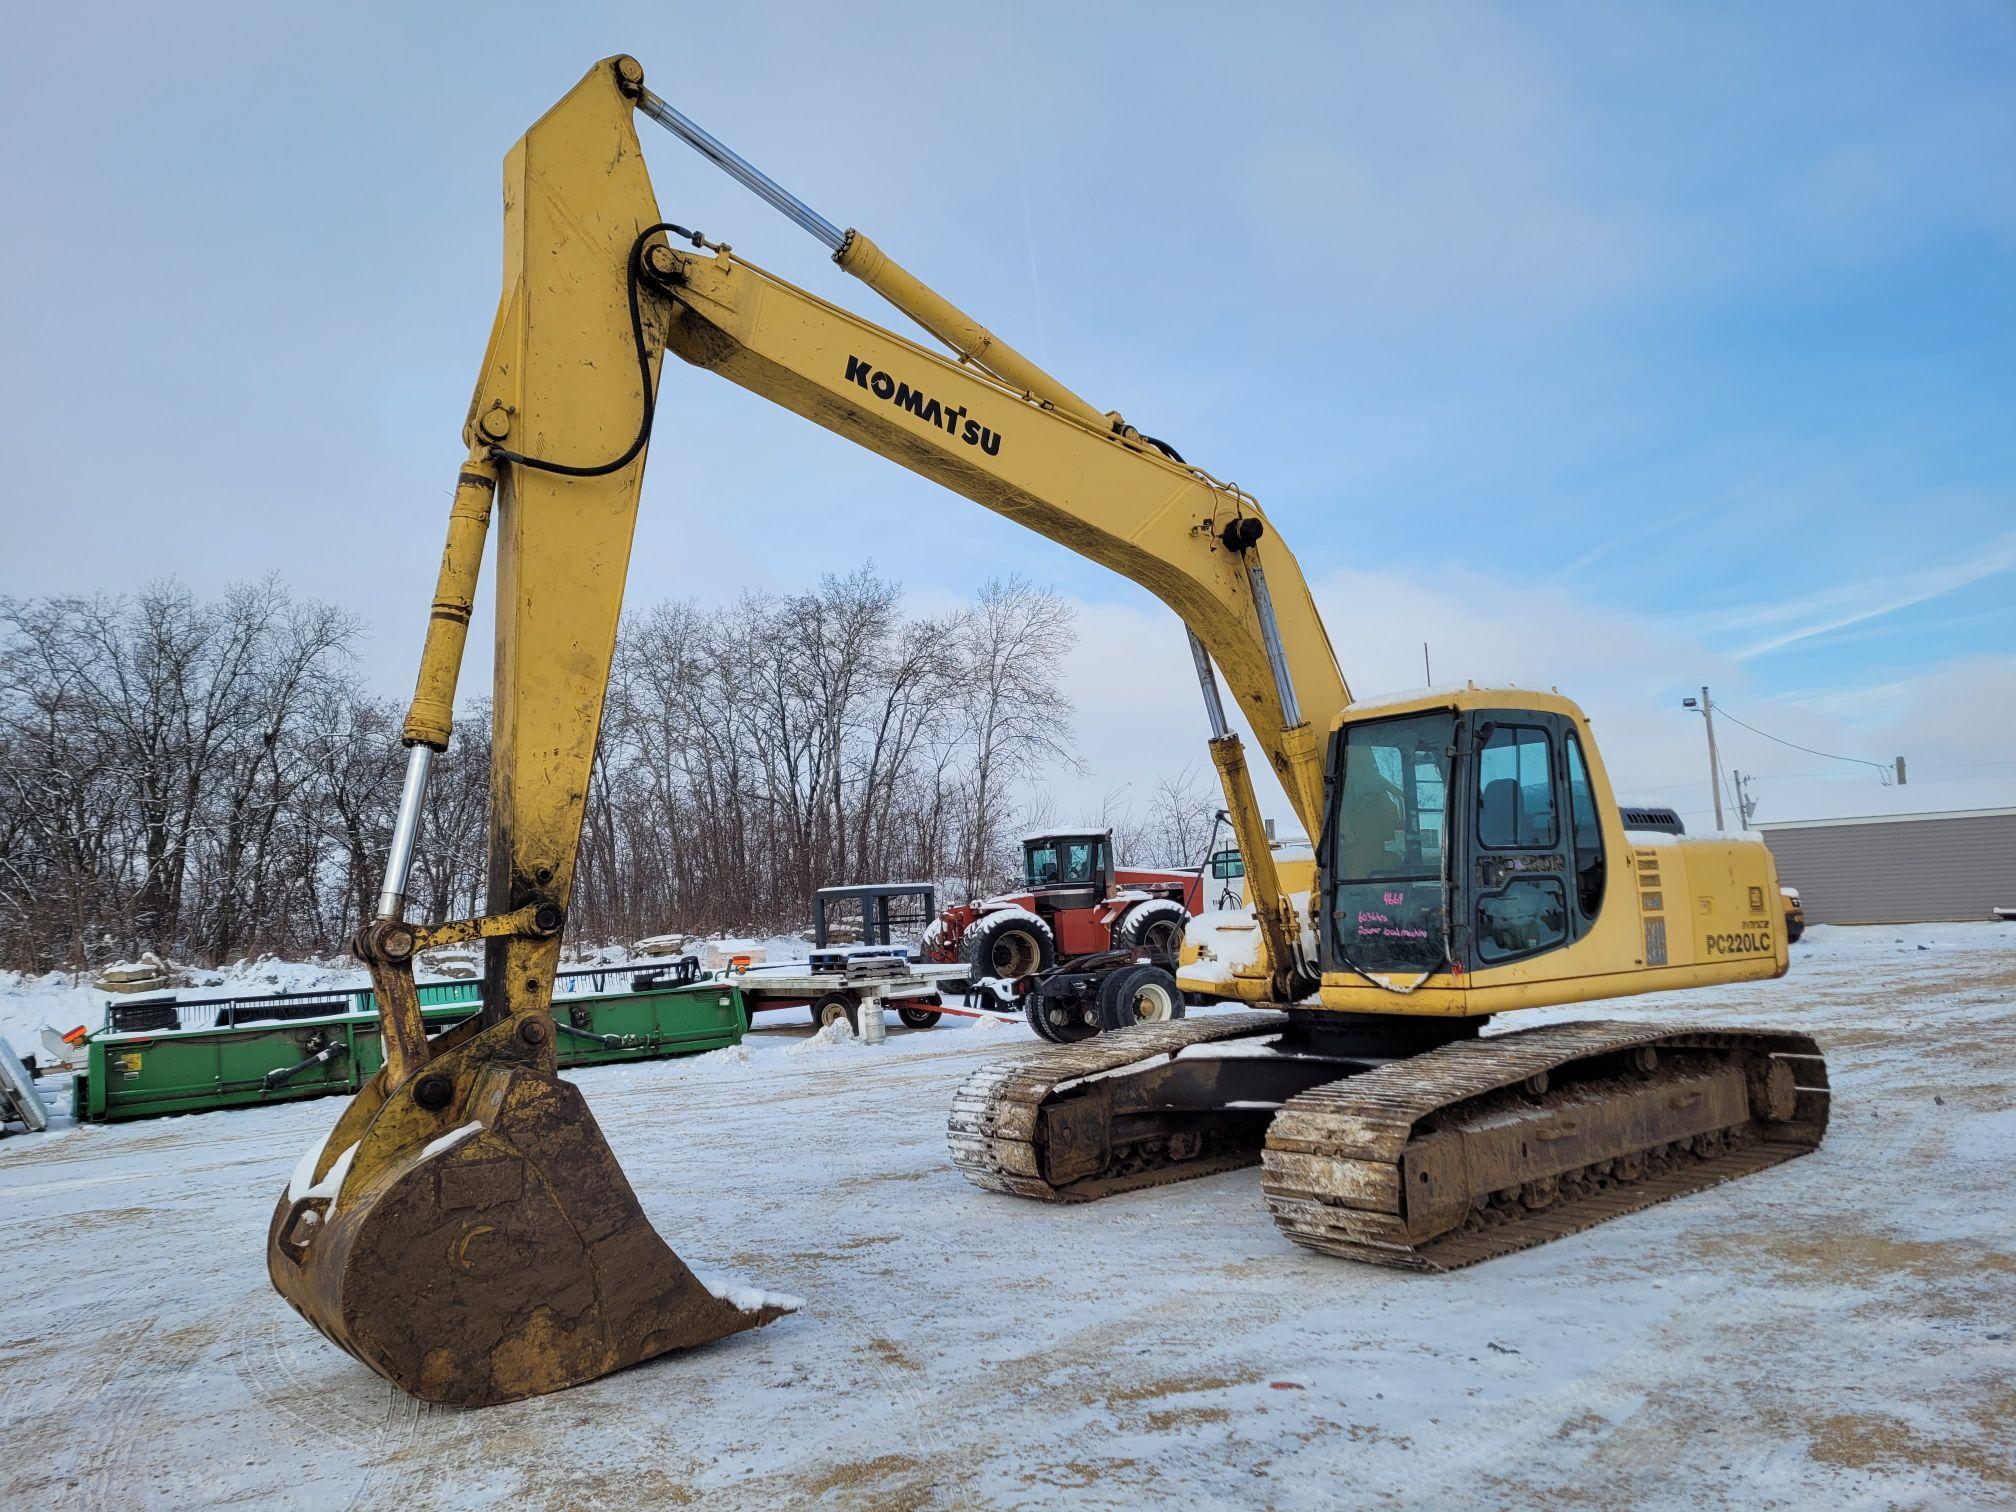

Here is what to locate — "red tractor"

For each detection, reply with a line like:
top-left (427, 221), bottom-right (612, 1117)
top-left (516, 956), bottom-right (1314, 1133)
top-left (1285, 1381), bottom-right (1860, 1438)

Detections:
top-left (921, 830), bottom-right (1206, 1039)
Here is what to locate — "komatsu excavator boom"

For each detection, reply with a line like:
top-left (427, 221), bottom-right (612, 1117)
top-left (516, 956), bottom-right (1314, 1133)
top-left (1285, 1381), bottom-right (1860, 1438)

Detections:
top-left (269, 57), bottom-right (1829, 1407)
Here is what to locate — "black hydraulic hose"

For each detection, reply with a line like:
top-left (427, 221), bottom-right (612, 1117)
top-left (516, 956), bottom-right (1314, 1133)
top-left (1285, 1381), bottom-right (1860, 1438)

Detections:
top-left (551, 1019), bottom-right (624, 1049)
top-left (263, 1041), bottom-right (349, 1092)
top-left (484, 222), bottom-right (709, 479)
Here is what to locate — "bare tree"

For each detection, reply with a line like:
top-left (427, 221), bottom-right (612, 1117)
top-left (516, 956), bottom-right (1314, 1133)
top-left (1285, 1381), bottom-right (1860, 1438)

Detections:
top-left (1136, 766), bottom-right (1220, 869)
top-left (950, 576), bottom-right (1079, 892)
top-left (0, 567), bottom-right (1093, 969)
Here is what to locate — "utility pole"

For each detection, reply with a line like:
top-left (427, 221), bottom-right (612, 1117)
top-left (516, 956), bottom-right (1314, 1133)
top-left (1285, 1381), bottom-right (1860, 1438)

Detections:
top-left (1731, 769), bottom-right (1758, 829)
top-left (1895, 755), bottom-right (1907, 786)
top-left (1423, 642), bottom-right (1432, 684)
top-left (1682, 687), bottom-right (1726, 831)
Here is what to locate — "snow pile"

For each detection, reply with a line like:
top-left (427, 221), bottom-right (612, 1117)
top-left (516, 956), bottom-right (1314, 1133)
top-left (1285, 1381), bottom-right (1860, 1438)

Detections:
top-left (686, 1041), bottom-right (756, 1071)
top-left (0, 971), bottom-right (103, 1059)
top-left (204, 955), bottom-right (372, 996)
top-left (786, 1018), bottom-right (862, 1056)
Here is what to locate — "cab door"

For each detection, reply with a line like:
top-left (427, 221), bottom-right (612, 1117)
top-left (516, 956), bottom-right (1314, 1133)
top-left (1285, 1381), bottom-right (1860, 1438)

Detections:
top-left (1466, 712), bottom-right (1577, 969)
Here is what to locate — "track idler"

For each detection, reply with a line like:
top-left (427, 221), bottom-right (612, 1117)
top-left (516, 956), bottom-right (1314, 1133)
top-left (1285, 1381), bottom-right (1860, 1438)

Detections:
top-left (267, 998), bottom-right (789, 1407)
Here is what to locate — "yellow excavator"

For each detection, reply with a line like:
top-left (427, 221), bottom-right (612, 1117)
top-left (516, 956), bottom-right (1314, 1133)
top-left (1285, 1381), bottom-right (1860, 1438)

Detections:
top-left (268, 57), bottom-right (1829, 1407)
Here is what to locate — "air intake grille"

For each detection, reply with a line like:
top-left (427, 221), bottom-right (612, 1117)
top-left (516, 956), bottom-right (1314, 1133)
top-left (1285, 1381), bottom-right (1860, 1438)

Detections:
top-left (1620, 806), bottom-right (1686, 834)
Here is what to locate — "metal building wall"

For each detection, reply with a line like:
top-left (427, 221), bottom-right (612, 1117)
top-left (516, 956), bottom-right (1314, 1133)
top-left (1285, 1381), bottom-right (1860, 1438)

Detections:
top-left (1759, 810), bottom-right (2016, 925)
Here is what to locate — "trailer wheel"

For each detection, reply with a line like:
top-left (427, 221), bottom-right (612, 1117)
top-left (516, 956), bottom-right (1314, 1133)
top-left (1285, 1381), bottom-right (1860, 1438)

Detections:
top-left (963, 912), bottom-right (1055, 983)
top-left (1113, 899), bottom-right (1190, 960)
top-left (1027, 993), bottom-right (1097, 1043)
top-left (1098, 965), bottom-right (1185, 1032)
top-left (897, 997), bottom-right (943, 1029)
top-left (811, 992), bottom-right (860, 1032)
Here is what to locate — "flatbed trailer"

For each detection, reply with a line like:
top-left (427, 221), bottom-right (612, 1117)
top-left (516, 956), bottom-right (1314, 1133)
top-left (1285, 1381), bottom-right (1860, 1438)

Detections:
top-left (734, 950), bottom-right (990, 1031)
top-left (69, 965), bottom-right (746, 1124)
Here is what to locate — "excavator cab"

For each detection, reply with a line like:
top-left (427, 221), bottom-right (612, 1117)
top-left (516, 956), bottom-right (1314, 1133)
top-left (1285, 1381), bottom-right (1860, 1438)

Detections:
top-left (1315, 687), bottom-right (1788, 1016)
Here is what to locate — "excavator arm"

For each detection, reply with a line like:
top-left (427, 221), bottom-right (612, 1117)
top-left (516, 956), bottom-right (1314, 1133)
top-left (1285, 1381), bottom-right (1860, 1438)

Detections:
top-left (270, 54), bottom-right (1341, 1406)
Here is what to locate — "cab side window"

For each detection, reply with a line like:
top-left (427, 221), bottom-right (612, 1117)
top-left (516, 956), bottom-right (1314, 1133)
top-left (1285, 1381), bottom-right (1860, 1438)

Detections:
top-left (1058, 840), bottom-right (1107, 886)
top-left (1564, 732), bottom-right (1605, 920)
top-left (1475, 726), bottom-right (1557, 849)
top-left (1473, 721), bottom-right (1567, 964)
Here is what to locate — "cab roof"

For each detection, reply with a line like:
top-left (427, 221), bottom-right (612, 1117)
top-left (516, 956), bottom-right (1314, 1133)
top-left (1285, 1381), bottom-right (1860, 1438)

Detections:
top-left (1331, 682), bottom-right (1590, 732)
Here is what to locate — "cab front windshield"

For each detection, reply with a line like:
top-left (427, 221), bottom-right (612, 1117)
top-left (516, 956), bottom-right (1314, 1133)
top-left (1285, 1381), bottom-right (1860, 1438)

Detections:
top-left (1026, 837), bottom-right (1101, 887)
top-left (1326, 711), bottom-right (1453, 972)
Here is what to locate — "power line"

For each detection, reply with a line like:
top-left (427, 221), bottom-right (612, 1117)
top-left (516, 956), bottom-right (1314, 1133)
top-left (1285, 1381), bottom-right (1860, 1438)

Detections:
top-left (1710, 704), bottom-right (1897, 782)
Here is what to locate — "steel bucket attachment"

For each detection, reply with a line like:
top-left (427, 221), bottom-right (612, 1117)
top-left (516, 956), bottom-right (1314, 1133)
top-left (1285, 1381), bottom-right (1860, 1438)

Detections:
top-left (267, 1002), bottom-right (789, 1407)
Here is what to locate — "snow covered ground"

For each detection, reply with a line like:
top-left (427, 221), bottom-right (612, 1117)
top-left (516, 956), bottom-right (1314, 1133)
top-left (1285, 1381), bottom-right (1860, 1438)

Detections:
top-left (2, 923), bottom-right (2012, 1508)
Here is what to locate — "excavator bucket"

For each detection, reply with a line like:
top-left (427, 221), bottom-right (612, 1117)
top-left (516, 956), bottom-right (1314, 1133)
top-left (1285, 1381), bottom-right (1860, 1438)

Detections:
top-left (266, 1003), bottom-right (790, 1407)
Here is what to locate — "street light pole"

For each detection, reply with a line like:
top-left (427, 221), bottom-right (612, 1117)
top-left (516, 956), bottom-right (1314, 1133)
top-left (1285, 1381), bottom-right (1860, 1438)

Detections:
top-left (1701, 687), bottom-right (1728, 831)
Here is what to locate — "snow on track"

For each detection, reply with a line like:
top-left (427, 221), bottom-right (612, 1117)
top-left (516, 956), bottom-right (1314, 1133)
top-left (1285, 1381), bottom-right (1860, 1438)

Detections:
top-left (2, 924), bottom-right (2013, 1508)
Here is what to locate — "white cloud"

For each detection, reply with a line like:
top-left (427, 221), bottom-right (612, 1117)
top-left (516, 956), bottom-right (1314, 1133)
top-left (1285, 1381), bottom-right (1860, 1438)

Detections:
top-left (1030, 570), bottom-right (2016, 840)
top-left (1706, 532), bottom-right (2016, 660)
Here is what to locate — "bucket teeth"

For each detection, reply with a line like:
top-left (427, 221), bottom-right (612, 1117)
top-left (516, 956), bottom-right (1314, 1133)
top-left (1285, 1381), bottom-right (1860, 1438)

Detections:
top-left (267, 1016), bottom-right (790, 1406)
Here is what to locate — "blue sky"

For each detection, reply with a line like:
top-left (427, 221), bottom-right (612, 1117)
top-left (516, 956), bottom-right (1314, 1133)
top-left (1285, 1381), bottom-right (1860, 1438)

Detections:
top-left (2, 2), bottom-right (2011, 831)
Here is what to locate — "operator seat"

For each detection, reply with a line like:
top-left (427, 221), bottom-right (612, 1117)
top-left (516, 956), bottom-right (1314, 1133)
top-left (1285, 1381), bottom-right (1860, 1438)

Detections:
top-left (1481, 777), bottom-right (1521, 846)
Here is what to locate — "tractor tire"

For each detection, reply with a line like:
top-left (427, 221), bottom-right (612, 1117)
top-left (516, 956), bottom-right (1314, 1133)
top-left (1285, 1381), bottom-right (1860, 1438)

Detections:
top-left (811, 992), bottom-right (860, 1033)
top-left (1098, 964), bottom-right (1186, 1032)
top-left (897, 996), bottom-right (943, 1030)
top-left (1027, 992), bottom-right (1098, 1044)
top-left (919, 918), bottom-right (972, 992)
top-left (1113, 899), bottom-right (1191, 960)
top-left (963, 912), bottom-right (1056, 984)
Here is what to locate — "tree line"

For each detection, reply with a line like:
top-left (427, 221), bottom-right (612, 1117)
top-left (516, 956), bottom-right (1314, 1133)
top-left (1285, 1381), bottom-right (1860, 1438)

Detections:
top-left (0, 570), bottom-right (1138, 972)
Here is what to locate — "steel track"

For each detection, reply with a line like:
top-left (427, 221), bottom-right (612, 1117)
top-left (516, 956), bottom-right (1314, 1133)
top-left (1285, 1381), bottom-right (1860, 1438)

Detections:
top-left (947, 1016), bottom-right (1829, 1270)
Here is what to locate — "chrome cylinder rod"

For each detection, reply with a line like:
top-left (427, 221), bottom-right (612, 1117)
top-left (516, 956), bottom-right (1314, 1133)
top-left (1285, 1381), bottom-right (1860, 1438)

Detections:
top-left (1245, 563), bottom-right (1304, 730)
top-left (1187, 628), bottom-right (1231, 740)
top-left (635, 88), bottom-right (845, 252)
top-left (374, 744), bottom-right (434, 922)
